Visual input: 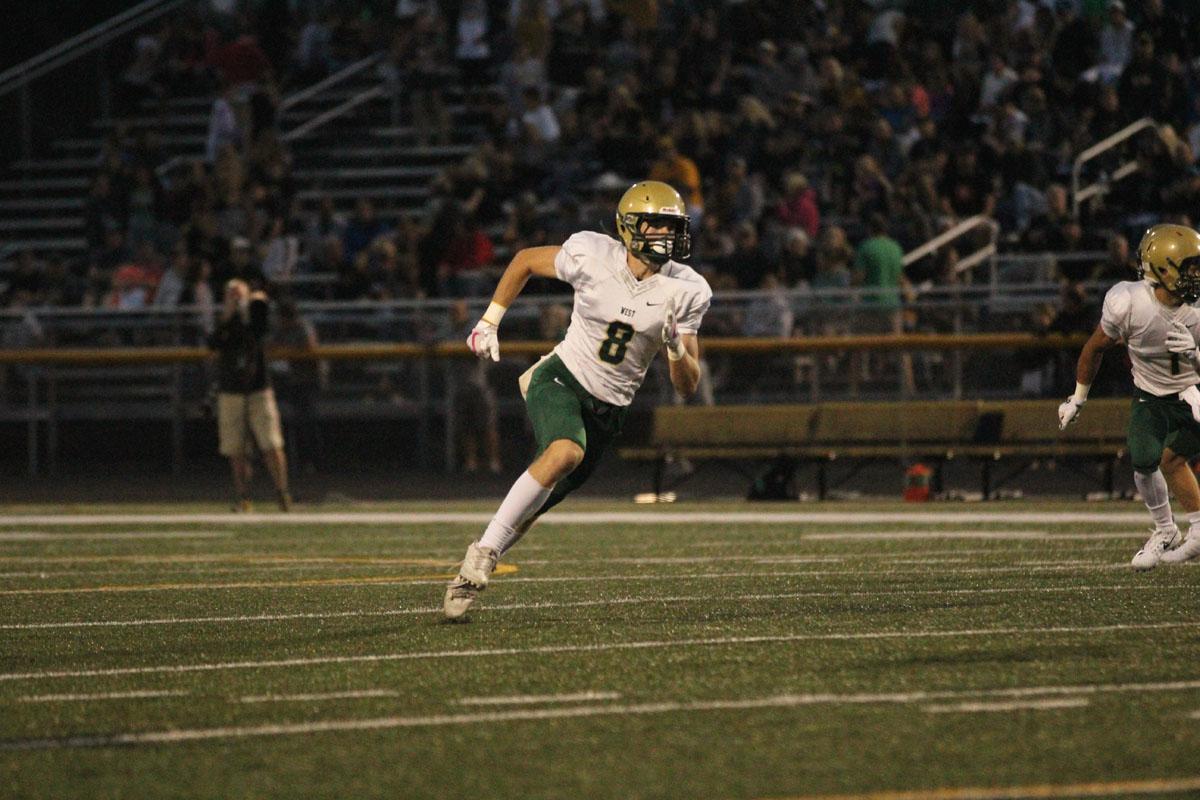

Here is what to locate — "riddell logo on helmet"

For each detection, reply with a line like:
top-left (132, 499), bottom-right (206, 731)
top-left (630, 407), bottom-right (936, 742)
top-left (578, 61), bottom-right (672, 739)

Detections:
top-left (659, 206), bottom-right (681, 213)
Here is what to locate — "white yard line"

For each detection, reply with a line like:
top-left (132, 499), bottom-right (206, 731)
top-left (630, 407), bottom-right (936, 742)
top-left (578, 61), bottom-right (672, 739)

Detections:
top-left (0, 584), bottom-right (1173, 631)
top-left (455, 691), bottom-right (621, 706)
top-left (18, 690), bottom-right (188, 703)
top-left (0, 511), bottom-right (1160, 526)
top-left (922, 698), bottom-right (1091, 714)
top-left (0, 531), bottom-right (232, 541)
top-left (768, 776), bottom-right (1200, 800)
top-left (1, 677), bottom-right (1196, 751)
top-left (0, 561), bottom-right (1127, 597)
top-left (2, 621), bottom-right (1195, 683)
top-left (803, 532), bottom-right (1143, 541)
top-left (239, 690), bottom-right (398, 703)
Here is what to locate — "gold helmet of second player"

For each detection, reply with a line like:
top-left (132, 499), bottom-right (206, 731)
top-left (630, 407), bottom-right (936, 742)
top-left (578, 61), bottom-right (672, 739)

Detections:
top-left (1138, 223), bottom-right (1200, 303)
top-left (614, 181), bottom-right (691, 266)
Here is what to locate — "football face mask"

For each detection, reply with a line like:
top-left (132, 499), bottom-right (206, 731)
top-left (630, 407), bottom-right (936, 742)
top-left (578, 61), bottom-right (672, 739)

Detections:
top-left (622, 212), bottom-right (691, 265)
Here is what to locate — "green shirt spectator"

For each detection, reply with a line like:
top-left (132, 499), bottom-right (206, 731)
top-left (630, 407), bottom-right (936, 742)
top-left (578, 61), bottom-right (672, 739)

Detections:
top-left (853, 215), bottom-right (907, 309)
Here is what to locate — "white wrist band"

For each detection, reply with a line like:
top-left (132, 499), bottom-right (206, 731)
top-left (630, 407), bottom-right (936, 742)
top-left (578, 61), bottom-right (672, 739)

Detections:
top-left (1072, 383), bottom-right (1090, 404)
top-left (482, 301), bottom-right (507, 327)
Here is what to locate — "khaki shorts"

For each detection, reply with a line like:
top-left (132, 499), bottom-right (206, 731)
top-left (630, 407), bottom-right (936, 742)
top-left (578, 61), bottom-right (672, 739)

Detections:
top-left (218, 389), bottom-right (284, 457)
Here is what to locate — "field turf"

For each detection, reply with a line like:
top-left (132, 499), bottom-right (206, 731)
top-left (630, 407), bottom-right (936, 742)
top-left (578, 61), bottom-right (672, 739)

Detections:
top-left (2, 500), bottom-right (1200, 799)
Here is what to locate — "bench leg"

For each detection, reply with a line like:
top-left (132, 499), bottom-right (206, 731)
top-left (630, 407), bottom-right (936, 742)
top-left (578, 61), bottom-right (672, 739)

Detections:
top-left (653, 454), bottom-right (665, 496)
top-left (981, 459), bottom-right (992, 500)
top-left (817, 461), bottom-right (828, 501)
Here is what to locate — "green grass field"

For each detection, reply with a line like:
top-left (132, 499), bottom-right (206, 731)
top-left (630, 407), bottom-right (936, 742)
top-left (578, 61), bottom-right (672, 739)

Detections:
top-left (2, 500), bottom-right (1200, 799)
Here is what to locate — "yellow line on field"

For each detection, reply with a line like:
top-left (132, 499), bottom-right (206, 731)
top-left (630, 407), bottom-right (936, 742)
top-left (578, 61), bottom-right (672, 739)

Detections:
top-left (760, 775), bottom-right (1200, 800)
top-left (0, 563), bottom-right (518, 595)
top-left (0, 555), bottom-right (453, 566)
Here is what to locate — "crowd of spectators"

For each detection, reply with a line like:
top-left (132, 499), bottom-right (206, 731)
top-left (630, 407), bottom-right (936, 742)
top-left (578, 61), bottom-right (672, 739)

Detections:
top-left (6, 0), bottom-right (1200, 334)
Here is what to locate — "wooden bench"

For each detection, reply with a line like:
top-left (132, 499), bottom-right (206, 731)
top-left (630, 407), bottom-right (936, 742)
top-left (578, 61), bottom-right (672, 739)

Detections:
top-left (619, 399), bottom-right (1130, 499)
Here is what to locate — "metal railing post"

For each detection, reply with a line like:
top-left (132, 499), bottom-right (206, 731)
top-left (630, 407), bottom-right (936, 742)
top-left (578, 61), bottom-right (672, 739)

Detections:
top-left (18, 81), bottom-right (32, 161)
top-left (417, 354), bottom-right (431, 470)
top-left (442, 364), bottom-right (456, 474)
top-left (171, 363), bottom-right (183, 476)
top-left (26, 367), bottom-right (38, 478)
top-left (98, 45), bottom-right (111, 120)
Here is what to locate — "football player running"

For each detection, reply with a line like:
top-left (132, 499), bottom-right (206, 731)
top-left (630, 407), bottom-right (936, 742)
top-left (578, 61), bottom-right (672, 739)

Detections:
top-left (1059, 223), bottom-right (1200, 569)
top-left (443, 181), bottom-right (712, 619)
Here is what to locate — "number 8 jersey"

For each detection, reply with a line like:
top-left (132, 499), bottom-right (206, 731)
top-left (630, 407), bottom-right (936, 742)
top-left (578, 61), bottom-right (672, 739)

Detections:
top-left (552, 231), bottom-right (713, 406)
top-left (1101, 279), bottom-right (1200, 395)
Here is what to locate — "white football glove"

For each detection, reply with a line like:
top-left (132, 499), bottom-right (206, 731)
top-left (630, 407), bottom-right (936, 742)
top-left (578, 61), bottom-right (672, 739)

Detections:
top-left (1057, 397), bottom-right (1084, 430)
top-left (662, 300), bottom-right (685, 361)
top-left (1166, 322), bottom-right (1197, 357)
top-left (466, 319), bottom-right (500, 362)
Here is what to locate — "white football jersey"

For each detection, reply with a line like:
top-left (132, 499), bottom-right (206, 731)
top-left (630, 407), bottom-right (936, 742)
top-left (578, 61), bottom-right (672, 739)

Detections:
top-left (1100, 280), bottom-right (1200, 396)
top-left (552, 231), bottom-right (712, 406)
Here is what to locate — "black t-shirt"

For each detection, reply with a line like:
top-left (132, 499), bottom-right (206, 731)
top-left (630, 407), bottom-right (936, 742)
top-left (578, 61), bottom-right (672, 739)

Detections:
top-left (208, 301), bottom-right (270, 394)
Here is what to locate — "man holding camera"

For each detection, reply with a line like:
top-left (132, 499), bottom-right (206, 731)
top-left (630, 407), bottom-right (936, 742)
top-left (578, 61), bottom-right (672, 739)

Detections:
top-left (209, 279), bottom-right (292, 512)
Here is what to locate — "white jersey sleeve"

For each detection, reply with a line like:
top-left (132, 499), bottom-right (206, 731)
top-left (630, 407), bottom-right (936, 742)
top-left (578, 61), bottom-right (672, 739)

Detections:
top-left (1099, 282), bottom-right (1133, 341)
top-left (553, 233), bottom-right (600, 290)
top-left (671, 273), bottom-right (712, 335)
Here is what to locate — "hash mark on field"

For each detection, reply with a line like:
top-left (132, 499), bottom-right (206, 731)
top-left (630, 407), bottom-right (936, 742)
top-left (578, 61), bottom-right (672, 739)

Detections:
top-left (1, 681), bottom-right (1196, 751)
top-left (455, 691), bottom-right (621, 706)
top-left (17, 690), bottom-right (187, 703)
top-left (2, 584), bottom-right (1182, 630)
top-left (3, 621), bottom-right (1198, 682)
top-left (922, 698), bottom-right (1090, 714)
top-left (239, 690), bottom-right (398, 703)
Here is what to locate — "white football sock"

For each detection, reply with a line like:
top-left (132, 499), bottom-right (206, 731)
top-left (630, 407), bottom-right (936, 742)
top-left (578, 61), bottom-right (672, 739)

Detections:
top-left (478, 470), bottom-right (553, 555)
top-left (1135, 470), bottom-right (1174, 530)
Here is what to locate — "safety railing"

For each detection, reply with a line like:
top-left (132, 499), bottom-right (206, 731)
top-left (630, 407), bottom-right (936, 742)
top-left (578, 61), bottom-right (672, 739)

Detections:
top-left (903, 215), bottom-right (1000, 279)
top-left (1071, 117), bottom-right (1157, 218)
top-left (155, 52), bottom-right (386, 177)
top-left (0, 331), bottom-right (1091, 478)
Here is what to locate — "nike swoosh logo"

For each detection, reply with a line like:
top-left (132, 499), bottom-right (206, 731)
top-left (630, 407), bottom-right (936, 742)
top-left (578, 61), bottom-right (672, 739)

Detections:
top-left (646, 302), bottom-right (662, 306)
top-left (553, 377), bottom-right (566, 386)
top-left (1138, 398), bottom-right (1147, 403)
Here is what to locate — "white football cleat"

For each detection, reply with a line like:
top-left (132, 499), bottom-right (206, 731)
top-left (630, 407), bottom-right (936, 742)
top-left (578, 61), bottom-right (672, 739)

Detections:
top-left (443, 541), bottom-right (499, 621)
top-left (1159, 530), bottom-right (1200, 564)
top-left (1131, 527), bottom-right (1181, 571)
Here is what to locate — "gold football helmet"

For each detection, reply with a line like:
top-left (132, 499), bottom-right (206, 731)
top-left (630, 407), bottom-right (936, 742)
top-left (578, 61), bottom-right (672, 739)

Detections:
top-left (614, 180), bottom-right (691, 266)
top-left (1138, 223), bottom-right (1200, 303)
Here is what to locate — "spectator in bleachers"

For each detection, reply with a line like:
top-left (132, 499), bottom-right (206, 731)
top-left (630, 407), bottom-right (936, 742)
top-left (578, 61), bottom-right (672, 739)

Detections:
top-left (1094, 233), bottom-right (1134, 284)
top-left (649, 136), bottom-right (703, 222)
top-left (205, 83), bottom-right (241, 163)
top-left (1097, 0), bottom-right (1135, 76)
top-left (341, 199), bottom-right (390, 265)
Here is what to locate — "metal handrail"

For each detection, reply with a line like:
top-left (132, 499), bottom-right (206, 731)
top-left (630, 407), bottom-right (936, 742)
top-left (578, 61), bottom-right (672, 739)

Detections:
top-left (902, 215), bottom-right (999, 276)
top-left (279, 53), bottom-right (383, 112)
top-left (155, 54), bottom-right (386, 176)
top-left (0, 277), bottom-right (1115, 322)
top-left (0, 0), bottom-right (188, 96)
top-left (1071, 117), bottom-right (1157, 218)
top-left (0, 333), bottom-right (1092, 366)
top-left (283, 86), bottom-right (385, 142)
